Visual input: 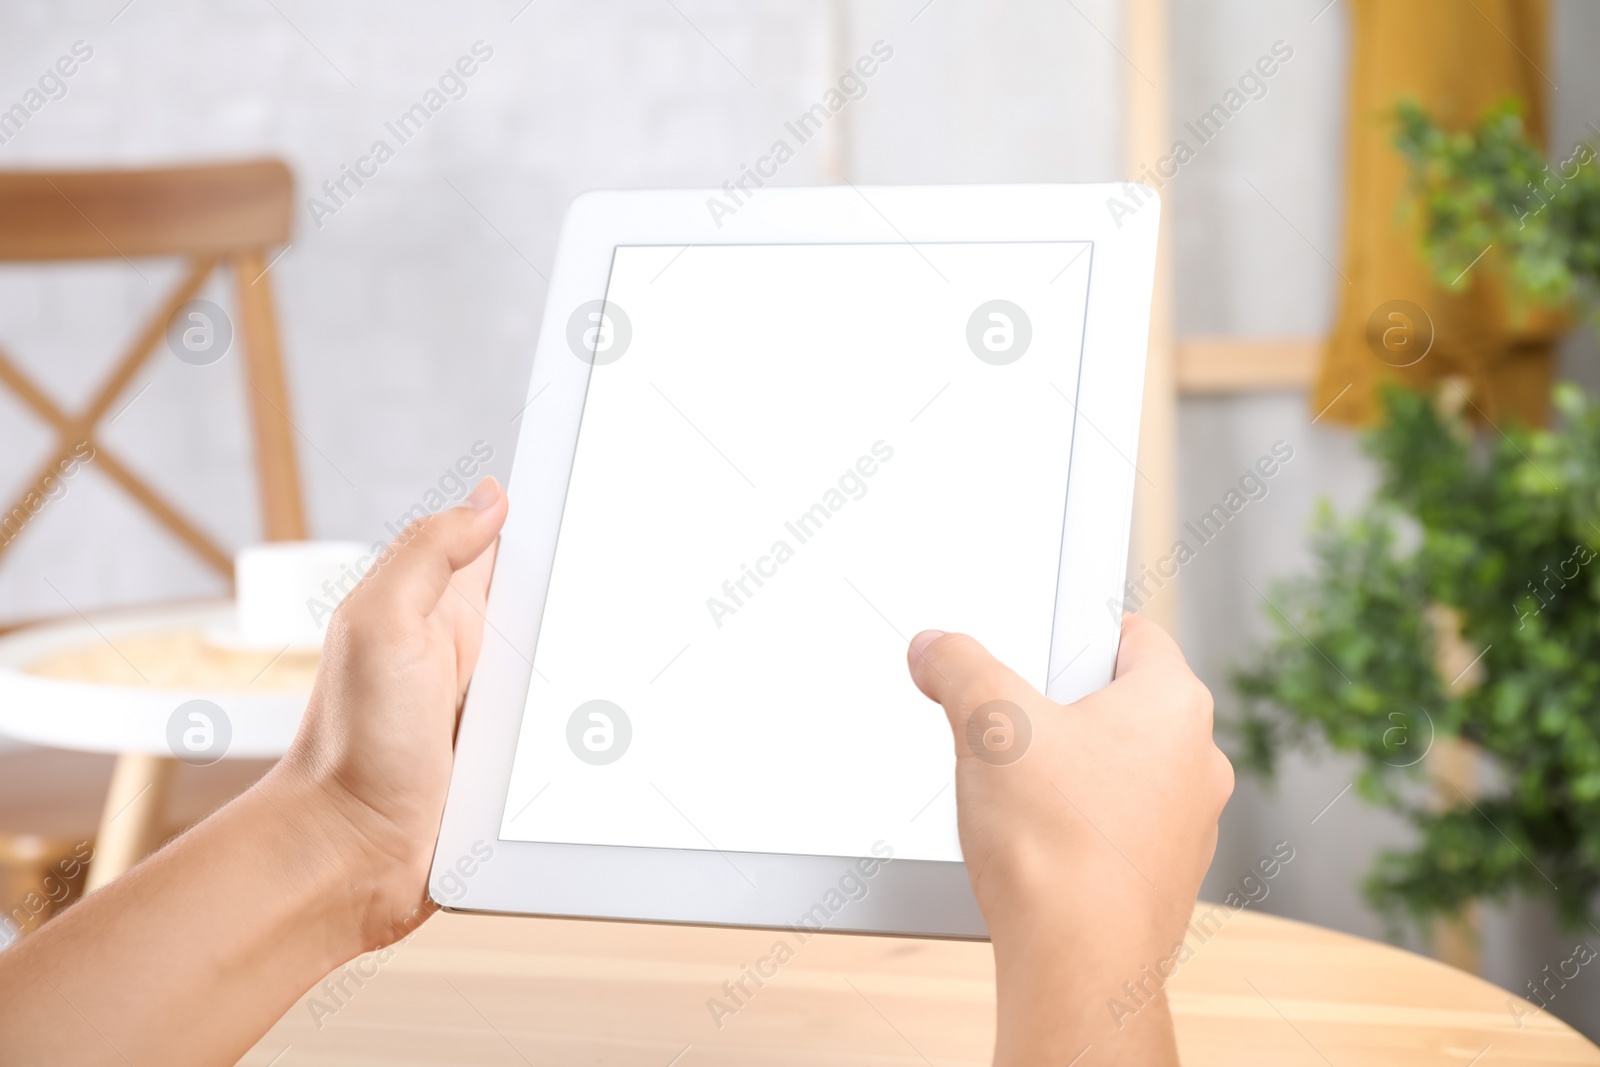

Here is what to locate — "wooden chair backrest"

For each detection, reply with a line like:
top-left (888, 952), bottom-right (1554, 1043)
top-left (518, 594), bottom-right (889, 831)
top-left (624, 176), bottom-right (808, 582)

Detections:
top-left (0, 160), bottom-right (305, 618)
top-left (0, 160), bottom-right (291, 261)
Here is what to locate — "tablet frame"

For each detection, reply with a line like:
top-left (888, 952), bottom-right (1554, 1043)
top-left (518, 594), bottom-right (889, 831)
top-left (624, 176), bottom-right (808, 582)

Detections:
top-left (432, 184), bottom-right (1160, 939)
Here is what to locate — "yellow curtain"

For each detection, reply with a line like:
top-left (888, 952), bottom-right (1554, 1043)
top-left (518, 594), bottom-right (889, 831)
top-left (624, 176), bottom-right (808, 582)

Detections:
top-left (1313, 0), bottom-right (1559, 428)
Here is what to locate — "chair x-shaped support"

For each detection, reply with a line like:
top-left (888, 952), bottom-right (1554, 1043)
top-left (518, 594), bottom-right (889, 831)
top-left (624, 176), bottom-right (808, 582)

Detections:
top-left (0, 258), bottom-right (233, 577)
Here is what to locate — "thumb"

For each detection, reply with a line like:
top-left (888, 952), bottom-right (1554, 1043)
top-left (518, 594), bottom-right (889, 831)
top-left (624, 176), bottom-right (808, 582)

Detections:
top-left (366, 477), bottom-right (509, 618)
top-left (906, 630), bottom-right (1037, 730)
top-left (1108, 612), bottom-right (1191, 693)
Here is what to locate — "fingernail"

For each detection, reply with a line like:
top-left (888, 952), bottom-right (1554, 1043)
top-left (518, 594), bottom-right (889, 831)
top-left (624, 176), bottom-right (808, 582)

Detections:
top-left (465, 477), bottom-right (500, 509)
top-left (910, 630), bottom-right (946, 659)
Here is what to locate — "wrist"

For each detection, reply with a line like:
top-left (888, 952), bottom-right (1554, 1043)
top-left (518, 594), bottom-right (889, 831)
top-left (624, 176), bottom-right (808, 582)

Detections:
top-left (991, 916), bottom-right (1180, 1067)
top-left (254, 758), bottom-right (430, 960)
top-left (980, 853), bottom-right (1183, 1066)
top-left (981, 839), bottom-right (1175, 951)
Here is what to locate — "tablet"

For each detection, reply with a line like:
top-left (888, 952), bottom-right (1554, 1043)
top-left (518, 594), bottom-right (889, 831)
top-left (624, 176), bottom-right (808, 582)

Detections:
top-left (432, 185), bottom-right (1159, 939)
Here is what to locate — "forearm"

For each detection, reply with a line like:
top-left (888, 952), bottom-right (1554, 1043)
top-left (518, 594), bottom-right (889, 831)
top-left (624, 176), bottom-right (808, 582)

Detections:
top-left (988, 874), bottom-right (1182, 1067)
top-left (0, 767), bottom-right (371, 1065)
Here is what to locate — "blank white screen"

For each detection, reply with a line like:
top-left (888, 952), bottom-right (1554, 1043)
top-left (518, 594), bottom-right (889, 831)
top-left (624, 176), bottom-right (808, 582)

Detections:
top-left (500, 241), bottom-right (1091, 862)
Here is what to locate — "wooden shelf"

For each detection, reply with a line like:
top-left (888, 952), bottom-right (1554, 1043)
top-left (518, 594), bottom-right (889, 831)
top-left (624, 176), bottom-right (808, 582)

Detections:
top-left (1176, 336), bottom-right (1321, 393)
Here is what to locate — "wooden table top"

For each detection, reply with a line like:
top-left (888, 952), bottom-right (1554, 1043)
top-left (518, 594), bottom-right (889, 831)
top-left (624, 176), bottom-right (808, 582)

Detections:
top-left (241, 902), bottom-right (1599, 1066)
top-left (0, 602), bottom-right (310, 757)
top-left (22, 625), bottom-right (319, 692)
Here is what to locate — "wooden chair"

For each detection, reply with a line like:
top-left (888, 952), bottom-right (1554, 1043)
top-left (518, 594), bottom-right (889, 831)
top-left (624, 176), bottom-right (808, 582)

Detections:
top-left (0, 159), bottom-right (305, 583)
top-left (0, 834), bottom-right (87, 945)
top-left (0, 160), bottom-right (307, 899)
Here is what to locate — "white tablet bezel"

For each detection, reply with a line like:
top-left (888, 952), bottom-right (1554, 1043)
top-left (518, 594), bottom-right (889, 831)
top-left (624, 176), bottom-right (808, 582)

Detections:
top-left (431, 184), bottom-right (1159, 939)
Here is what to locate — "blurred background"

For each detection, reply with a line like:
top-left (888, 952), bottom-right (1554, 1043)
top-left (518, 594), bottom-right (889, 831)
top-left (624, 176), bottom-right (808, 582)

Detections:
top-left (4, 0), bottom-right (1600, 1040)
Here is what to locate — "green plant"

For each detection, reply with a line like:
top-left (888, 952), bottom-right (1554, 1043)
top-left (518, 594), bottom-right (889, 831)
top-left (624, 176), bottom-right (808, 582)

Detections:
top-left (1234, 384), bottom-right (1600, 930)
top-left (1234, 101), bottom-right (1600, 933)
top-left (1394, 98), bottom-right (1600, 314)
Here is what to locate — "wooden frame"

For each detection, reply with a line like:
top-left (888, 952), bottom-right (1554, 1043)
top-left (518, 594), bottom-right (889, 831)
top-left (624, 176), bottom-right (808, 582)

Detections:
top-left (0, 160), bottom-right (307, 591)
top-left (1123, 2), bottom-right (1321, 633)
top-left (1176, 336), bottom-right (1320, 393)
top-left (1118, 8), bottom-right (1490, 977)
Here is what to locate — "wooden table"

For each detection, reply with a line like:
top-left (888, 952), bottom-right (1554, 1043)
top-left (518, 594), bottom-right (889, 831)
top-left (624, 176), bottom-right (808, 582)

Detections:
top-left (241, 904), bottom-right (1599, 1066)
top-left (0, 601), bottom-right (312, 890)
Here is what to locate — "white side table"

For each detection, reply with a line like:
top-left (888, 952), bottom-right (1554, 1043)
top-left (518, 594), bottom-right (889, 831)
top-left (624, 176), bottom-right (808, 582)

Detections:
top-left (0, 601), bottom-right (311, 889)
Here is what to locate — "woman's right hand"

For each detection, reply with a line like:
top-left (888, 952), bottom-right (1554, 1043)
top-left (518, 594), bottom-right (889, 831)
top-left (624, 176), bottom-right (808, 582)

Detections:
top-left (906, 614), bottom-right (1233, 1066)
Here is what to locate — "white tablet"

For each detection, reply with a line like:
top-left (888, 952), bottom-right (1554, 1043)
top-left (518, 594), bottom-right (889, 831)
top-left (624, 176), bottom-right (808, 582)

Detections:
top-left (432, 185), bottom-right (1159, 939)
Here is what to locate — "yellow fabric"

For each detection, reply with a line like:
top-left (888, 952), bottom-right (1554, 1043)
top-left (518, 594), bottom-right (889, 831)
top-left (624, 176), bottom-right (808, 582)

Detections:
top-left (1314, 0), bottom-right (1559, 428)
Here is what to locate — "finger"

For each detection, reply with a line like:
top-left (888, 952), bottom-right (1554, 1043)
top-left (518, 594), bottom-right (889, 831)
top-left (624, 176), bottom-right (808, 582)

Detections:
top-left (906, 630), bottom-right (1036, 728)
top-left (446, 535), bottom-right (499, 616)
top-left (442, 538), bottom-right (500, 701)
top-left (368, 478), bottom-right (508, 619)
top-left (1098, 612), bottom-right (1209, 722)
top-left (1112, 612), bottom-right (1189, 681)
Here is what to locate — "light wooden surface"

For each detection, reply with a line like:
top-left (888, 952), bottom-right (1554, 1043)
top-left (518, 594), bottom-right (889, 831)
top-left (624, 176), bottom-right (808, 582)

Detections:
top-left (242, 904), bottom-right (1598, 1066)
top-left (0, 833), bottom-right (85, 937)
top-left (83, 752), bottom-right (175, 893)
top-left (1126, 0), bottom-right (1178, 630)
top-left (1428, 604), bottom-right (1486, 974)
top-left (23, 626), bottom-right (320, 691)
top-left (0, 160), bottom-right (291, 261)
top-left (235, 245), bottom-right (308, 542)
top-left (1175, 336), bottom-right (1321, 393)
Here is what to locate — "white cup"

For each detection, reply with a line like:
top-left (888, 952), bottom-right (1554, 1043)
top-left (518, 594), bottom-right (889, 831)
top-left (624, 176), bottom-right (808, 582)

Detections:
top-left (208, 541), bottom-right (373, 651)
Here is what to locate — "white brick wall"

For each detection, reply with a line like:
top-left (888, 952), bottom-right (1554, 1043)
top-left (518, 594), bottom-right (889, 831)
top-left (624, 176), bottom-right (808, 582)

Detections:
top-left (0, 0), bottom-right (837, 619)
top-left (0, 0), bottom-right (1122, 624)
